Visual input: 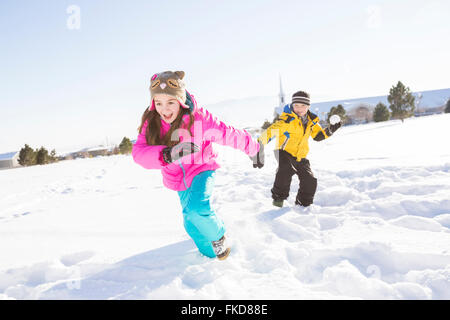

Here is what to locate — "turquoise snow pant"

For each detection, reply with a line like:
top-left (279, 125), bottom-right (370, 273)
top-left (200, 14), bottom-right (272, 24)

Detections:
top-left (177, 170), bottom-right (226, 258)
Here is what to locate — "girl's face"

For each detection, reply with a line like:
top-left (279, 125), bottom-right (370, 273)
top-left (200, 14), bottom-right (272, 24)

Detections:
top-left (154, 94), bottom-right (181, 124)
top-left (292, 103), bottom-right (310, 117)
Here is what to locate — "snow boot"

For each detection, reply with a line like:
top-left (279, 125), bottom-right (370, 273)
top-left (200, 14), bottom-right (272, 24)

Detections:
top-left (212, 235), bottom-right (231, 260)
top-left (273, 199), bottom-right (284, 208)
top-left (295, 198), bottom-right (312, 207)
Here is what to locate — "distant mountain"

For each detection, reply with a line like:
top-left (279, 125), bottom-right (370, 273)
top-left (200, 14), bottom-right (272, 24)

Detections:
top-left (204, 88), bottom-right (450, 129)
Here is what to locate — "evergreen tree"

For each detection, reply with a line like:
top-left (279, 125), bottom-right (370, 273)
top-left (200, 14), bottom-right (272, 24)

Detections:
top-left (387, 81), bottom-right (415, 122)
top-left (327, 104), bottom-right (347, 124)
top-left (18, 144), bottom-right (36, 166)
top-left (49, 149), bottom-right (58, 163)
top-left (36, 147), bottom-right (50, 165)
top-left (373, 102), bottom-right (390, 122)
top-left (445, 99), bottom-right (450, 113)
top-left (119, 137), bottom-right (133, 154)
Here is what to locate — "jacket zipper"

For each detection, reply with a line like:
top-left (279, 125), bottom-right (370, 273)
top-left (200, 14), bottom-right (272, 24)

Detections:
top-left (280, 137), bottom-right (289, 150)
top-left (178, 160), bottom-right (188, 189)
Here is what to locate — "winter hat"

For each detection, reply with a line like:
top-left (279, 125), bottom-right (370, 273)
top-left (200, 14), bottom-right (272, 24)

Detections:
top-left (292, 91), bottom-right (311, 106)
top-left (149, 70), bottom-right (189, 110)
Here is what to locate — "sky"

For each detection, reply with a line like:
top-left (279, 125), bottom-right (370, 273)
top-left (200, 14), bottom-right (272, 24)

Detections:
top-left (1, 0), bottom-right (449, 154)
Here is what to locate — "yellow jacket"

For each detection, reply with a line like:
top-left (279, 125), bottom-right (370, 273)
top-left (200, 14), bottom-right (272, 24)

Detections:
top-left (258, 105), bottom-right (331, 162)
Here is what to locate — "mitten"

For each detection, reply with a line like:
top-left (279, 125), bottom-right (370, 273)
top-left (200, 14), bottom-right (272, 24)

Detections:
top-left (162, 142), bottom-right (200, 164)
top-left (329, 122), bottom-right (342, 134)
top-left (250, 141), bottom-right (264, 169)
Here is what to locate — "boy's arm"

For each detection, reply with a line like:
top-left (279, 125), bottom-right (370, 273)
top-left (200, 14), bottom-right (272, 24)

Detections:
top-left (131, 121), bottom-right (167, 169)
top-left (312, 121), bottom-right (341, 141)
top-left (258, 114), bottom-right (290, 145)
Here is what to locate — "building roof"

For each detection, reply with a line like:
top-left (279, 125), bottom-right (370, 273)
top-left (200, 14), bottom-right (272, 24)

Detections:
top-left (0, 151), bottom-right (19, 161)
top-left (79, 146), bottom-right (111, 152)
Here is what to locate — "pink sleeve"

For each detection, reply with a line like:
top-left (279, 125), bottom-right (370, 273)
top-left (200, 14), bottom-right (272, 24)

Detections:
top-left (131, 121), bottom-right (166, 169)
top-left (201, 108), bottom-right (260, 157)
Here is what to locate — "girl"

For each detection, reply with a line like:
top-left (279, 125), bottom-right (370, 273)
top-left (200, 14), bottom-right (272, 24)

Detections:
top-left (132, 70), bottom-right (262, 260)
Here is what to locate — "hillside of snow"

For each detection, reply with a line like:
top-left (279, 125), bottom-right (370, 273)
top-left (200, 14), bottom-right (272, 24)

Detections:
top-left (1, 113), bottom-right (450, 299)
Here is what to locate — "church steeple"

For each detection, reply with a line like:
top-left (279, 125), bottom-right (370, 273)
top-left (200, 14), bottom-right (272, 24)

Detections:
top-left (278, 74), bottom-right (285, 107)
top-left (273, 74), bottom-right (286, 120)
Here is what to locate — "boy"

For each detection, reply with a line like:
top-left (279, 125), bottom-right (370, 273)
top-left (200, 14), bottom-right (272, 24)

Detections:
top-left (252, 91), bottom-right (341, 208)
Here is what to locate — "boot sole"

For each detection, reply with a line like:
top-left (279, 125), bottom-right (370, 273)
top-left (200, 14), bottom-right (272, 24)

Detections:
top-left (217, 247), bottom-right (231, 260)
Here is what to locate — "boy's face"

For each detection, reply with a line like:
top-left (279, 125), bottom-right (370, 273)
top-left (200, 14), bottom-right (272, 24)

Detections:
top-left (292, 103), bottom-right (310, 117)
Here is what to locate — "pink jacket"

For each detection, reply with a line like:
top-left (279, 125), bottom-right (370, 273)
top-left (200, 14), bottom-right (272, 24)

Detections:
top-left (132, 93), bottom-right (260, 191)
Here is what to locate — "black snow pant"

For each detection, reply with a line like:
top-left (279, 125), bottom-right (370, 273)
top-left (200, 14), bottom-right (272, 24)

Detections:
top-left (271, 150), bottom-right (318, 206)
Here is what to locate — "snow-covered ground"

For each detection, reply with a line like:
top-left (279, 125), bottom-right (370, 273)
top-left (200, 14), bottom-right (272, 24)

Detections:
top-left (1, 114), bottom-right (450, 300)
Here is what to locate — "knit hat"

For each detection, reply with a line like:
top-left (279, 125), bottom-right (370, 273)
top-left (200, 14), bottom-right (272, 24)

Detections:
top-left (292, 91), bottom-right (311, 106)
top-left (149, 70), bottom-right (189, 110)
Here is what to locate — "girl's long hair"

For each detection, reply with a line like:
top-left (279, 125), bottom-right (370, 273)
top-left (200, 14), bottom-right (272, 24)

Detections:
top-left (137, 105), bottom-right (195, 147)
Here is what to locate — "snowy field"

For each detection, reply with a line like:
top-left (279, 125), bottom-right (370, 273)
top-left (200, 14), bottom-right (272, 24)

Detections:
top-left (1, 113), bottom-right (450, 299)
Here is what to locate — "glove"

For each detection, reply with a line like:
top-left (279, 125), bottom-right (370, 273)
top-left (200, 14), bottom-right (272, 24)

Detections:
top-left (329, 121), bottom-right (342, 134)
top-left (162, 142), bottom-right (200, 164)
top-left (250, 141), bottom-right (264, 169)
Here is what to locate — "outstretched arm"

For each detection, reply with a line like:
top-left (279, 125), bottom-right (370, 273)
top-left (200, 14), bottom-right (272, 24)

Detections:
top-left (312, 121), bottom-right (341, 141)
top-left (201, 108), bottom-right (260, 157)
